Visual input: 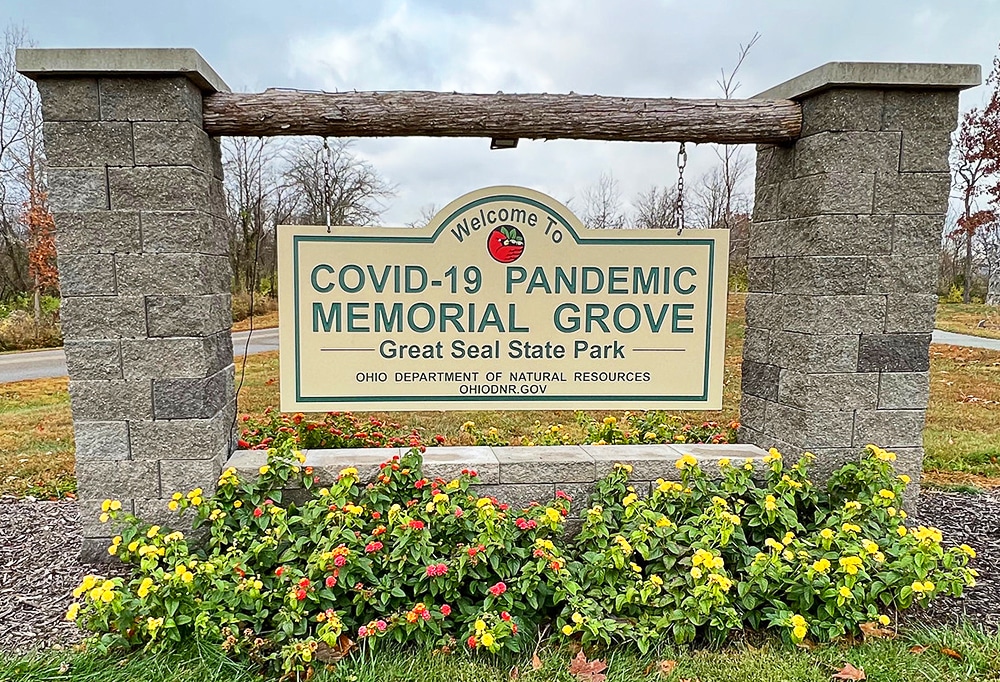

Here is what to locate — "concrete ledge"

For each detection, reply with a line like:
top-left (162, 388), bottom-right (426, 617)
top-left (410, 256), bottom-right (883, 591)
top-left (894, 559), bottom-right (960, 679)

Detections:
top-left (226, 443), bottom-right (769, 492)
top-left (756, 62), bottom-right (981, 100)
top-left (16, 48), bottom-right (229, 93)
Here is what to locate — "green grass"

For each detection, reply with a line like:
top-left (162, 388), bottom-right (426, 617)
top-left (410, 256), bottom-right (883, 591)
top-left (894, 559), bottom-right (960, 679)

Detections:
top-left (5, 625), bottom-right (1000, 681)
top-left (937, 302), bottom-right (1000, 340)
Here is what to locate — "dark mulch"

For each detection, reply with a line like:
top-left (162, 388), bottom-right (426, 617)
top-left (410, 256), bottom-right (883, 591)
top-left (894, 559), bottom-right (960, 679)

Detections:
top-left (0, 490), bottom-right (997, 653)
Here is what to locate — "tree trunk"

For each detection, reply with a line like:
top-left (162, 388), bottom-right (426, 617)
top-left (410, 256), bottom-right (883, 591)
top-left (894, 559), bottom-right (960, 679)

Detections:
top-left (988, 267), bottom-right (1000, 306)
top-left (964, 232), bottom-right (973, 304)
top-left (202, 90), bottom-right (802, 144)
top-left (32, 285), bottom-right (40, 326)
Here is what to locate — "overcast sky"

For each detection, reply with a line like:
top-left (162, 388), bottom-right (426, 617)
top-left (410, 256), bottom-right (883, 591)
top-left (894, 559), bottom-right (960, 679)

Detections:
top-left (6, 0), bottom-right (1000, 223)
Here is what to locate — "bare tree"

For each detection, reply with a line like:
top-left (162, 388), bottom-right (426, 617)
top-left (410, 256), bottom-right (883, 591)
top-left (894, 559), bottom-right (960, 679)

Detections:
top-left (406, 203), bottom-right (439, 228)
top-left (282, 138), bottom-right (394, 227)
top-left (713, 32), bottom-right (760, 231)
top-left (0, 24), bottom-right (41, 303)
top-left (633, 184), bottom-right (676, 229)
top-left (581, 171), bottom-right (627, 229)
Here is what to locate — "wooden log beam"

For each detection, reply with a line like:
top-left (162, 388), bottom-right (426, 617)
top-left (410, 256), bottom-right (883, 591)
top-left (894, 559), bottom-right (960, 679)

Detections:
top-left (202, 89), bottom-right (802, 144)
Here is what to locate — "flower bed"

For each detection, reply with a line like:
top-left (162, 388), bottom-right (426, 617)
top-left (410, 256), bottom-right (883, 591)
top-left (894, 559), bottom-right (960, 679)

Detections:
top-left (69, 444), bottom-right (976, 675)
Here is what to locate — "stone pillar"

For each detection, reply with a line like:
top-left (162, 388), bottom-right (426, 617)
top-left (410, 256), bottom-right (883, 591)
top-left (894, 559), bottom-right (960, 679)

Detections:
top-left (17, 49), bottom-right (234, 559)
top-left (742, 62), bottom-right (980, 486)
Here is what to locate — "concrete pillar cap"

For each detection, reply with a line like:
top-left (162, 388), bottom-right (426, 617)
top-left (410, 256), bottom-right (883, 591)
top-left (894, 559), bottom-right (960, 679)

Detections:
top-left (756, 61), bottom-right (980, 100)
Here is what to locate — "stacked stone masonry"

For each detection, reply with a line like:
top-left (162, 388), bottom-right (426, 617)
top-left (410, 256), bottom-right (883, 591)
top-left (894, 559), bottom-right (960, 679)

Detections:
top-left (742, 82), bottom-right (969, 489)
top-left (32, 69), bottom-right (235, 560)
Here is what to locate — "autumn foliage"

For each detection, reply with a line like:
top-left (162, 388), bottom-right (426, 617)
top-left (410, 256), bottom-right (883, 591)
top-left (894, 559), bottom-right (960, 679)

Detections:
top-left (24, 186), bottom-right (58, 294)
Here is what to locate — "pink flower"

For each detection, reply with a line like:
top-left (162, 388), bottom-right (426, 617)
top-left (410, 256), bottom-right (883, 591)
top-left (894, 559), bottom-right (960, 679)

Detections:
top-left (275, 566), bottom-right (284, 576)
top-left (334, 555), bottom-right (347, 567)
top-left (408, 520), bottom-right (425, 530)
top-left (365, 541), bottom-right (383, 553)
top-left (253, 507), bottom-right (263, 518)
top-left (488, 581), bottom-right (507, 597)
top-left (441, 604), bottom-right (452, 616)
top-left (454, 507), bottom-right (463, 518)
top-left (295, 588), bottom-right (307, 601)
top-left (501, 611), bottom-right (511, 621)
top-left (376, 619), bottom-right (387, 631)
top-left (556, 490), bottom-right (572, 500)
top-left (325, 575), bottom-right (336, 588)
top-left (422, 610), bottom-right (431, 621)
top-left (358, 625), bottom-right (369, 638)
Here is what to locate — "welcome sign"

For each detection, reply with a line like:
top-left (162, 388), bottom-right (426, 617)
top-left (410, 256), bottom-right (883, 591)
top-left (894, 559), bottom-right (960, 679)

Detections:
top-left (278, 186), bottom-right (728, 411)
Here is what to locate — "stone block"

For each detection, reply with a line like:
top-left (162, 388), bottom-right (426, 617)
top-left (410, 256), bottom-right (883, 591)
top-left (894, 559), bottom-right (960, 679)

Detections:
top-left (141, 211), bottom-right (228, 255)
top-left (741, 359), bottom-right (779, 401)
top-left (210, 138), bottom-right (225, 180)
top-left (159, 457), bottom-right (225, 498)
top-left (64, 339), bottom-right (122, 380)
top-left (803, 447), bottom-right (864, 482)
top-left (683, 443), bottom-right (769, 466)
top-left (53, 211), bottom-right (141, 254)
top-left (882, 90), bottom-right (960, 132)
top-left (495, 446), bottom-right (595, 484)
top-left (69, 379), bottom-right (153, 421)
top-left (744, 293), bottom-right (783, 330)
top-left (763, 402), bottom-right (856, 449)
top-left (775, 256), bottom-right (868, 295)
top-left (752, 184), bottom-right (780, 223)
top-left (866, 255), bottom-right (938, 294)
top-left (153, 364), bottom-right (233, 419)
top-left (132, 498), bottom-right (199, 531)
top-left (115, 253), bottom-right (230, 295)
top-left (884, 294), bottom-right (938, 333)
top-left (800, 88), bottom-right (884, 136)
top-left (878, 372), bottom-right (930, 410)
top-left (74, 421), bottom-right (130, 461)
top-left (782, 295), bottom-right (886, 335)
top-left (133, 122), bottom-right (213, 171)
top-left (42, 121), bottom-right (134, 168)
top-left (79, 498), bottom-right (135, 538)
top-left (793, 131), bottom-right (901, 177)
top-left (99, 76), bottom-right (202, 123)
top-left (557, 482), bottom-right (598, 514)
top-left (853, 409), bottom-right (926, 448)
top-left (874, 172), bottom-right (950, 215)
top-left (579, 444), bottom-right (686, 479)
top-left (739, 394), bottom-right (768, 432)
top-left (767, 331), bottom-right (860, 373)
top-left (146, 294), bottom-right (233, 337)
top-left (747, 257), bottom-right (774, 293)
top-left (471, 483), bottom-right (556, 511)
top-left (742, 326), bottom-right (770, 364)
top-left (80, 538), bottom-right (116, 563)
top-left (108, 166), bottom-right (211, 212)
top-left (35, 78), bottom-right (99, 121)
top-left (778, 173), bottom-right (875, 218)
top-left (749, 215), bottom-right (892, 258)
top-left (777, 370), bottom-right (878, 411)
top-left (892, 215), bottom-right (946, 257)
top-left (57, 254), bottom-right (117, 296)
top-left (900, 129), bottom-right (953, 172)
top-left (131, 401), bottom-right (235, 461)
top-left (755, 144), bottom-right (796, 183)
top-left (421, 447), bottom-right (500, 484)
top-left (76, 460), bottom-right (160, 500)
top-left (737, 425), bottom-right (803, 459)
top-left (858, 334), bottom-right (930, 372)
top-left (60, 296), bottom-right (146, 339)
top-left (121, 332), bottom-right (232, 380)
top-left (229, 448), bottom-right (403, 486)
top-left (47, 168), bottom-right (107, 211)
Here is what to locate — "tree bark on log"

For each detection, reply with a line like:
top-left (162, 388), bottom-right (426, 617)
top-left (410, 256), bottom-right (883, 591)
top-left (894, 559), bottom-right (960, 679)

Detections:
top-left (202, 90), bottom-right (802, 144)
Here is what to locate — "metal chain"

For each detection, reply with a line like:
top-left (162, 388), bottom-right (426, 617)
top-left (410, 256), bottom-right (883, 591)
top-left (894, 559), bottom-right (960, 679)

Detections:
top-left (675, 141), bottom-right (687, 235)
top-left (322, 137), bottom-right (332, 232)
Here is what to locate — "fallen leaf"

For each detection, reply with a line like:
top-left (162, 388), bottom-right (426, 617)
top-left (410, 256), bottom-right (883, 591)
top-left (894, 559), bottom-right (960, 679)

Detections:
top-left (532, 653), bottom-right (543, 670)
top-left (58, 662), bottom-right (71, 674)
top-left (657, 660), bottom-right (677, 676)
top-left (313, 634), bottom-right (356, 663)
top-left (909, 645), bottom-right (929, 654)
top-left (859, 622), bottom-right (896, 640)
top-left (940, 647), bottom-right (963, 660)
top-left (831, 662), bottom-right (866, 680)
top-left (510, 665), bottom-right (519, 679)
top-left (568, 650), bottom-right (608, 682)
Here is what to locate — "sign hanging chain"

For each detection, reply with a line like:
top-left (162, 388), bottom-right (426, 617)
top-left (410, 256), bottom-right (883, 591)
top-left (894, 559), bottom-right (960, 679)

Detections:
top-left (322, 137), bottom-right (333, 233)
top-left (675, 141), bottom-right (687, 235)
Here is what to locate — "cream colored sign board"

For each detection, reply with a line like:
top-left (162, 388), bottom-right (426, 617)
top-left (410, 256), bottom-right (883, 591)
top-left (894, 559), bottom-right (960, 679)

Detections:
top-left (278, 186), bottom-right (728, 411)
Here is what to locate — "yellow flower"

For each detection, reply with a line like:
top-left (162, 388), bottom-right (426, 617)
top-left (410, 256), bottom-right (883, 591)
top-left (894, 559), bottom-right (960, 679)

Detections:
top-left (862, 539), bottom-right (879, 554)
top-left (842, 523), bottom-right (861, 534)
top-left (838, 586), bottom-right (852, 599)
top-left (763, 448), bottom-right (782, 464)
top-left (101, 499), bottom-right (112, 513)
top-left (911, 581), bottom-right (926, 593)
top-left (844, 500), bottom-right (862, 511)
top-left (707, 573), bottom-right (733, 591)
top-left (603, 416), bottom-right (617, 425)
top-left (655, 516), bottom-right (673, 528)
top-left (782, 531), bottom-right (795, 545)
top-left (461, 421), bottom-right (475, 431)
top-left (234, 500), bottom-right (242, 508)
top-left (65, 602), bottom-right (80, 621)
top-left (433, 493), bottom-right (449, 504)
top-left (743, 458), bottom-right (754, 471)
top-left (622, 493), bottom-right (638, 507)
top-left (481, 632), bottom-right (495, 647)
top-left (897, 525), bottom-right (907, 537)
top-left (960, 544), bottom-right (977, 558)
top-left (644, 431), bottom-right (657, 441)
top-left (764, 495), bottom-right (777, 512)
top-left (877, 489), bottom-right (895, 500)
top-left (650, 575), bottom-right (663, 586)
top-left (572, 612), bottom-right (584, 624)
top-left (898, 474), bottom-right (911, 484)
top-left (186, 488), bottom-right (202, 499)
top-left (878, 615), bottom-right (891, 626)
top-left (544, 507), bottom-right (561, 524)
top-left (764, 538), bottom-right (784, 552)
top-left (181, 571), bottom-right (194, 584)
top-left (99, 513), bottom-right (110, 524)
top-left (258, 465), bottom-right (270, 476)
top-left (793, 625), bottom-right (808, 640)
top-left (690, 567), bottom-right (703, 579)
top-left (839, 556), bottom-right (863, 575)
top-left (107, 543), bottom-right (118, 556)
top-left (820, 528), bottom-right (835, 540)
top-left (475, 619), bottom-right (487, 633)
top-left (812, 558), bottom-right (831, 573)
top-left (146, 525), bottom-right (160, 539)
top-left (922, 580), bottom-right (935, 592)
top-left (887, 507), bottom-right (897, 517)
top-left (718, 457), bottom-right (732, 468)
top-left (339, 466), bottom-right (358, 478)
top-left (167, 500), bottom-right (178, 512)
top-left (562, 624), bottom-right (574, 636)
top-left (101, 589), bottom-right (116, 604)
top-left (675, 454), bottom-right (698, 470)
top-left (137, 577), bottom-right (154, 598)
top-left (790, 614), bottom-right (807, 628)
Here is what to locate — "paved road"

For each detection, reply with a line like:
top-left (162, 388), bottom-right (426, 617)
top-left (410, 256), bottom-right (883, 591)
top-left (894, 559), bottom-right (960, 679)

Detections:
top-left (0, 327), bottom-right (996, 384)
top-left (0, 327), bottom-right (279, 384)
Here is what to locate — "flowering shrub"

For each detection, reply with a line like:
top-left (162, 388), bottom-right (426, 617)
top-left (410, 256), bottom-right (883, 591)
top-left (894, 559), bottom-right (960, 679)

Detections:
top-left (579, 412), bottom-right (739, 446)
top-left (68, 444), bottom-right (975, 673)
top-left (237, 409), bottom-right (443, 450)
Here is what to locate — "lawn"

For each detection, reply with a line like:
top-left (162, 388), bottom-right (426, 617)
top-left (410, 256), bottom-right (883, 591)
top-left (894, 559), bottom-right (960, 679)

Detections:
top-left (936, 302), bottom-right (1000, 340)
top-left (5, 625), bottom-right (1000, 682)
top-left (1, 294), bottom-right (999, 497)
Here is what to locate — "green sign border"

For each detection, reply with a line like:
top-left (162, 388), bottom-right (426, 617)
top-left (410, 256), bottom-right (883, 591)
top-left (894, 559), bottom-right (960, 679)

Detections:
top-left (292, 194), bottom-right (716, 404)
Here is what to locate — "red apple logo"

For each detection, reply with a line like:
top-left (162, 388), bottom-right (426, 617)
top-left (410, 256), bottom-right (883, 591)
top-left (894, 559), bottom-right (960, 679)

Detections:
top-left (487, 225), bottom-right (524, 263)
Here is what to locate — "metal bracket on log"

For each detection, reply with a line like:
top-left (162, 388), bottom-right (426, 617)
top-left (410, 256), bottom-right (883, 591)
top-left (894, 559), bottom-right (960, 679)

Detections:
top-left (202, 89), bottom-right (802, 144)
